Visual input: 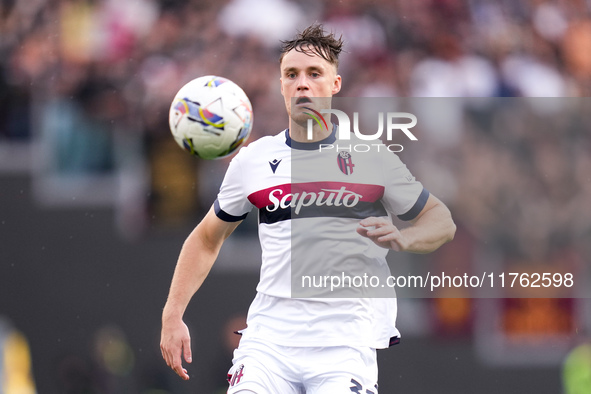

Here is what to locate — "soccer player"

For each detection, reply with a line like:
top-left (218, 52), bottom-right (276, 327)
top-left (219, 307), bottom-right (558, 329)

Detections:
top-left (160, 24), bottom-right (456, 393)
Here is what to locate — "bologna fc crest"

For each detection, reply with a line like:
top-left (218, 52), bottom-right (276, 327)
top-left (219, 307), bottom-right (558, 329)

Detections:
top-left (228, 364), bottom-right (245, 386)
top-left (337, 151), bottom-right (355, 175)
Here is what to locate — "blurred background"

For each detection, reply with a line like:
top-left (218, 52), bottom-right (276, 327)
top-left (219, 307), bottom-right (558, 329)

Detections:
top-left (1, 0), bottom-right (591, 393)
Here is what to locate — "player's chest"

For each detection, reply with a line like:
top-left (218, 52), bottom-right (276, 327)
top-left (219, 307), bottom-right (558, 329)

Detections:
top-left (243, 149), bottom-right (384, 204)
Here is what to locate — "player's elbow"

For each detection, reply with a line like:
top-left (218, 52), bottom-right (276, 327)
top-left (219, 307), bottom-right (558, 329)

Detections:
top-left (442, 211), bottom-right (456, 245)
top-left (447, 219), bottom-right (457, 243)
top-left (430, 201), bottom-right (456, 246)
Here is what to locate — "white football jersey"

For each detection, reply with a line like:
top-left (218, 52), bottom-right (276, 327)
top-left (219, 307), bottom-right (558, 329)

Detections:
top-left (215, 127), bottom-right (427, 348)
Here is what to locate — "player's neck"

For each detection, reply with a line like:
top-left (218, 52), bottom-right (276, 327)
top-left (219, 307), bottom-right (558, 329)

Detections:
top-left (289, 121), bottom-right (333, 143)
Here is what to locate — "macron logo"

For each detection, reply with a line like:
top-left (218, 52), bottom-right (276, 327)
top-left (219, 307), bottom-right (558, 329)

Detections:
top-left (269, 159), bottom-right (282, 174)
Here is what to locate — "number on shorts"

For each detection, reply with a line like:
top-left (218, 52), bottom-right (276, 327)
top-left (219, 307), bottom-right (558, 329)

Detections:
top-left (349, 378), bottom-right (377, 394)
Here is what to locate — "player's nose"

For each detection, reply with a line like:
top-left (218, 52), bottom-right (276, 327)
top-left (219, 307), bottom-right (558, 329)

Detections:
top-left (296, 75), bottom-right (310, 91)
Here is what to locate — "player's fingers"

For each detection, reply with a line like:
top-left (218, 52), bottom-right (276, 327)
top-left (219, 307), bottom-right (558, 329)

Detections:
top-left (176, 367), bottom-right (189, 380)
top-left (171, 353), bottom-right (189, 380)
top-left (359, 216), bottom-right (388, 228)
top-left (367, 225), bottom-right (398, 238)
top-left (376, 232), bottom-right (405, 251)
top-left (167, 350), bottom-right (176, 370)
top-left (160, 342), bottom-right (170, 366)
top-left (178, 366), bottom-right (189, 380)
top-left (182, 337), bottom-right (192, 364)
top-left (356, 226), bottom-right (370, 237)
top-left (174, 339), bottom-right (191, 380)
top-left (162, 339), bottom-right (180, 370)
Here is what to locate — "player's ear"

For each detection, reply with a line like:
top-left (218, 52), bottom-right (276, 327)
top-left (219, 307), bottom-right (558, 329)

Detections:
top-left (332, 75), bottom-right (342, 95)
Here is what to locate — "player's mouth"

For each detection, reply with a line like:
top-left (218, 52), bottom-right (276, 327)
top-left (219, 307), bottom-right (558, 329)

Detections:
top-left (295, 96), bottom-right (312, 105)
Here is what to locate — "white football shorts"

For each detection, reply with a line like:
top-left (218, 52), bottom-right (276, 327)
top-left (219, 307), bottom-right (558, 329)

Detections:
top-left (226, 338), bottom-right (379, 394)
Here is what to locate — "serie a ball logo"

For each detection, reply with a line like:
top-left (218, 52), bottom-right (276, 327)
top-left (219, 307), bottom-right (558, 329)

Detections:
top-left (169, 75), bottom-right (253, 160)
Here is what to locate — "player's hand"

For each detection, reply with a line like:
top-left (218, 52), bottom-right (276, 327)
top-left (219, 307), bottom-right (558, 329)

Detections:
top-left (160, 318), bottom-right (192, 380)
top-left (357, 217), bottom-right (408, 251)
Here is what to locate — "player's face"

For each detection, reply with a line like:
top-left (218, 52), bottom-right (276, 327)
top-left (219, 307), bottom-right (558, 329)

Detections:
top-left (280, 47), bottom-right (341, 127)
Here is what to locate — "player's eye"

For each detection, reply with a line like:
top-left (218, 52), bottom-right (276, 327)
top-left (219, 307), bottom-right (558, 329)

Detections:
top-left (286, 73), bottom-right (296, 79)
top-left (311, 72), bottom-right (320, 78)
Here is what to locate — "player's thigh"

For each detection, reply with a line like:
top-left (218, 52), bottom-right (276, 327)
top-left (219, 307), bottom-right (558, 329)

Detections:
top-left (226, 350), bottom-right (302, 394)
top-left (304, 346), bottom-right (378, 394)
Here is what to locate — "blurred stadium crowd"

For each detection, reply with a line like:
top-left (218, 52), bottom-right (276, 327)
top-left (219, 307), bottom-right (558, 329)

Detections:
top-left (3, 0), bottom-right (591, 138)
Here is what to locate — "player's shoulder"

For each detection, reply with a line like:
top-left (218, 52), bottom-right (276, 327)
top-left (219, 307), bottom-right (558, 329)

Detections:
top-left (233, 129), bottom-right (287, 160)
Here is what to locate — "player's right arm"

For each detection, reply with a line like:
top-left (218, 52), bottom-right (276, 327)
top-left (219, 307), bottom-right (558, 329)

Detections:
top-left (160, 206), bottom-right (241, 380)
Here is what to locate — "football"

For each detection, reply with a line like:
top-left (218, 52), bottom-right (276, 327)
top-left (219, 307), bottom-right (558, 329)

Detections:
top-left (168, 75), bottom-right (253, 160)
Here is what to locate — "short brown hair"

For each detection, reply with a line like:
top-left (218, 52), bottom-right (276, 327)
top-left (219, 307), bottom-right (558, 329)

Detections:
top-left (279, 24), bottom-right (344, 68)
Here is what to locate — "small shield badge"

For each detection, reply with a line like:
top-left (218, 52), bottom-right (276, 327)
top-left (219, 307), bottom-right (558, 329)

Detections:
top-left (337, 151), bottom-right (355, 175)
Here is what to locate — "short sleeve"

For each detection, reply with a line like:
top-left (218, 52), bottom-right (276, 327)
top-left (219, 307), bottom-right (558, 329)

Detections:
top-left (380, 152), bottom-right (429, 221)
top-left (214, 154), bottom-right (253, 222)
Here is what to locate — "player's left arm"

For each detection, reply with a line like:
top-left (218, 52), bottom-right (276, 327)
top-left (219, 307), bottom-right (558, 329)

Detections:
top-left (357, 194), bottom-right (456, 253)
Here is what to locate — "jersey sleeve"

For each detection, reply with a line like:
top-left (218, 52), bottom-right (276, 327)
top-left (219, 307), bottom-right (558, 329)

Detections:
top-left (214, 154), bottom-right (253, 222)
top-left (380, 152), bottom-right (429, 221)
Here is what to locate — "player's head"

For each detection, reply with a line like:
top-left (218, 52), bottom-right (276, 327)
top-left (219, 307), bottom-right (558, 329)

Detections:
top-left (279, 24), bottom-right (343, 70)
top-left (279, 24), bottom-right (343, 129)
